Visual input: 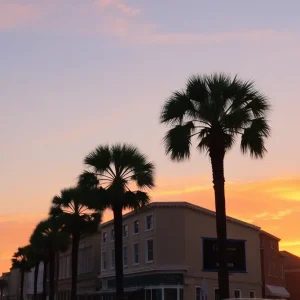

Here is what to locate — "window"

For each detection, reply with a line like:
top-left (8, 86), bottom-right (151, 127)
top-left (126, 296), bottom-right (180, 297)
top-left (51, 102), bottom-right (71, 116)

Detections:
top-left (123, 224), bottom-right (128, 238)
top-left (164, 288), bottom-right (177, 300)
top-left (146, 215), bottom-right (153, 231)
top-left (214, 288), bottom-right (219, 300)
top-left (268, 259), bottom-right (271, 276)
top-left (123, 245), bottom-right (128, 267)
top-left (234, 289), bottom-right (241, 298)
top-left (133, 243), bottom-right (139, 264)
top-left (102, 251), bottom-right (107, 271)
top-left (111, 249), bottom-right (115, 269)
top-left (146, 239), bottom-right (154, 262)
top-left (249, 291), bottom-right (255, 298)
top-left (102, 232), bottom-right (107, 244)
top-left (146, 290), bottom-right (151, 300)
top-left (271, 240), bottom-right (276, 249)
top-left (67, 255), bottom-right (71, 277)
top-left (133, 220), bottom-right (139, 235)
top-left (195, 287), bottom-right (201, 300)
top-left (111, 229), bottom-right (115, 242)
top-left (281, 263), bottom-right (284, 278)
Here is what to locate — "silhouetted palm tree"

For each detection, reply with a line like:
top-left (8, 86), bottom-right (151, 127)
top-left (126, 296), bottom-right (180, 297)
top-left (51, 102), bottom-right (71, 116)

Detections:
top-left (30, 227), bottom-right (49, 300)
top-left (160, 73), bottom-right (270, 299)
top-left (32, 217), bottom-right (69, 300)
top-left (11, 245), bottom-right (33, 300)
top-left (79, 144), bottom-right (155, 300)
top-left (50, 187), bottom-right (102, 300)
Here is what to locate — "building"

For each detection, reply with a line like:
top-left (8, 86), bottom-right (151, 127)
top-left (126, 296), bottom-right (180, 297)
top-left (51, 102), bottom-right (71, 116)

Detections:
top-left (56, 231), bottom-right (101, 299)
top-left (0, 272), bottom-right (9, 300)
top-left (260, 230), bottom-right (290, 299)
top-left (99, 202), bottom-right (262, 300)
top-left (281, 251), bottom-right (300, 300)
top-left (26, 262), bottom-right (44, 300)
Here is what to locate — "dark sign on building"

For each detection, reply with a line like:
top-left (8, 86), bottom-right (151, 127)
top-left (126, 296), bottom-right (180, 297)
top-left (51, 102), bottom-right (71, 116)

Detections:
top-left (202, 237), bottom-right (247, 273)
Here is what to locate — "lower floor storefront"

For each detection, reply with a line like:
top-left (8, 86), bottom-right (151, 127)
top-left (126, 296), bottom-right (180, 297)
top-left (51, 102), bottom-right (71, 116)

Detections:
top-left (55, 272), bottom-right (261, 300)
top-left (99, 272), bottom-right (184, 300)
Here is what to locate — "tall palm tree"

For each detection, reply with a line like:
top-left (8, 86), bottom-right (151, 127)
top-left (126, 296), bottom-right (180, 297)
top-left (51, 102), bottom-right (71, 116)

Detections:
top-left (30, 226), bottom-right (49, 300)
top-left (32, 217), bottom-right (69, 300)
top-left (49, 187), bottom-right (102, 300)
top-left (11, 245), bottom-right (33, 300)
top-left (160, 73), bottom-right (270, 299)
top-left (79, 144), bottom-right (155, 300)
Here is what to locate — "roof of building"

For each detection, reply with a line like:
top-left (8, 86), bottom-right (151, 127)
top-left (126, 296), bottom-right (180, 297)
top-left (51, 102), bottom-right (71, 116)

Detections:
top-left (260, 229), bottom-right (281, 241)
top-left (280, 250), bottom-right (300, 269)
top-left (100, 201), bottom-right (260, 230)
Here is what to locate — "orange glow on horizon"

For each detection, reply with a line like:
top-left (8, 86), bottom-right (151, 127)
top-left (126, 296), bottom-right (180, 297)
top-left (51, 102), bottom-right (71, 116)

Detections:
top-left (1, 175), bottom-right (300, 274)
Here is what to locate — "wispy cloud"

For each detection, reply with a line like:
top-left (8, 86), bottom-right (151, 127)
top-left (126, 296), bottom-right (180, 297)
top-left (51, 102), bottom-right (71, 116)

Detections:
top-left (96, 0), bottom-right (140, 16)
top-left (146, 30), bottom-right (295, 45)
top-left (253, 209), bottom-right (293, 221)
top-left (1, 1), bottom-right (296, 47)
top-left (281, 241), bottom-right (300, 247)
top-left (0, 3), bottom-right (39, 30)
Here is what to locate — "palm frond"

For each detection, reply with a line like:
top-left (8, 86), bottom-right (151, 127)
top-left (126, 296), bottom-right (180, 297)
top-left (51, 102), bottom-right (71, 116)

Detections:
top-left (122, 190), bottom-right (150, 210)
top-left (186, 74), bottom-right (209, 103)
top-left (131, 161), bottom-right (155, 189)
top-left (78, 171), bottom-right (99, 189)
top-left (84, 145), bottom-right (112, 173)
top-left (160, 90), bottom-right (195, 125)
top-left (163, 122), bottom-right (195, 161)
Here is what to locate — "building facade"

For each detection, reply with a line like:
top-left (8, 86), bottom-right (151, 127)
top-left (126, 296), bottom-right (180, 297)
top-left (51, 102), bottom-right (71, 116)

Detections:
top-left (56, 231), bottom-right (101, 300)
top-left (26, 262), bottom-right (44, 299)
top-left (281, 251), bottom-right (300, 300)
top-left (259, 230), bottom-right (289, 299)
top-left (99, 202), bottom-right (262, 300)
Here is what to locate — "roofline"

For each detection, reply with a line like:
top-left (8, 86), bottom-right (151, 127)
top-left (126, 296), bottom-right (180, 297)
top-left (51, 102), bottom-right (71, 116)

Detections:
top-left (99, 201), bottom-right (260, 230)
top-left (260, 230), bottom-right (281, 241)
top-left (280, 250), bottom-right (300, 259)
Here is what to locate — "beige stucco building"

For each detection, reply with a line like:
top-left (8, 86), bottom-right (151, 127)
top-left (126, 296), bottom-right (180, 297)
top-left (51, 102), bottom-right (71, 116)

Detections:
top-left (56, 232), bottom-right (102, 299)
top-left (99, 202), bottom-right (262, 300)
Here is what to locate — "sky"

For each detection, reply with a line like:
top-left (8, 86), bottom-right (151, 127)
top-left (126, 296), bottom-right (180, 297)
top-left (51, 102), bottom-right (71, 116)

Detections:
top-left (1, 0), bottom-right (300, 273)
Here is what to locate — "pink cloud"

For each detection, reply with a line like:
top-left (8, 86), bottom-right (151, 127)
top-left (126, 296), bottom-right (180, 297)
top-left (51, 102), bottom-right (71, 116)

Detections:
top-left (146, 30), bottom-right (296, 45)
top-left (96, 0), bottom-right (140, 16)
top-left (0, 3), bottom-right (39, 30)
top-left (115, 3), bottom-right (140, 15)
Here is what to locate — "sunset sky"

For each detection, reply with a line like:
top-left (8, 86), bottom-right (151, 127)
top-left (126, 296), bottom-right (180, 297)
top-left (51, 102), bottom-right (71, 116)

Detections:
top-left (1, 0), bottom-right (300, 274)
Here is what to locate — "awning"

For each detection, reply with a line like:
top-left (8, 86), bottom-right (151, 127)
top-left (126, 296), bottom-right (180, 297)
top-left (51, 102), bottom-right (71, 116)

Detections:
top-left (79, 287), bottom-right (144, 296)
top-left (265, 284), bottom-right (290, 298)
top-left (101, 287), bottom-right (144, 294)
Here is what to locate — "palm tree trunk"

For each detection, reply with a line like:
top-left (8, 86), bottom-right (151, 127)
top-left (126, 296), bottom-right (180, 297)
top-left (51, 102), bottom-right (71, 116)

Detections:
top-left (210, 149), bottom-right (229, 300)
top-left (20, 270), bottom-right (25, 300)
top-left (42, 260), bottom-right (48, 300)
top-left (55, 252), bottom-right (60, 299)
top-left (113, 206), bottom-right (124, 300)
top-left (71, 233), bottom-right (80, 300)
top-left (43, 260), bottom-right (48, 300)
top-left (49, 252), bottom-right (55, 300)
top-left (33, 261), bottom-right (40, 300)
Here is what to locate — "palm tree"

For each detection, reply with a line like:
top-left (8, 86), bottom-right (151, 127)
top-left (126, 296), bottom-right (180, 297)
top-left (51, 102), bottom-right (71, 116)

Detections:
top-left (11, 245), bottom-right (33, 300)
top-left (30, 226), bottom-right (49, 300)
top-left (32, 217), bottom-right (69, 300)
top-left (160, 73), bottom-right (270, 299)
top-left (49, 187), bottom-right (102, 300)
top-left (78, 144), bottom-right (155, 300)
